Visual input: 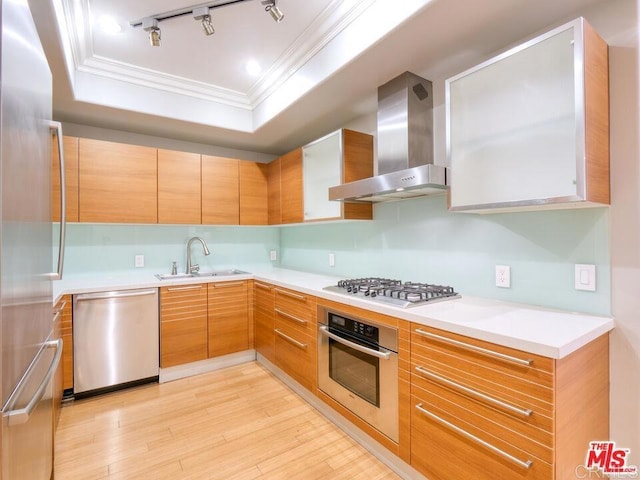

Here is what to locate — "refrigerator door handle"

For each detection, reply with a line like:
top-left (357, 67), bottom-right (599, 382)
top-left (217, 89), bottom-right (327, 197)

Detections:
top-left (2, 339), bottom-right (63, 426)
top-left (50, 121), bottom-right (65, 280)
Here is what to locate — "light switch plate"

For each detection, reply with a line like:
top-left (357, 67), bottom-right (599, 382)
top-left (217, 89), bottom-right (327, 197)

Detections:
top-left (329, 253), bottom-right (335, 267)
top-left (575, 264), bottom-right (596, 291)
top-left (270, 250), bottom-right (277, 261)
top-left (134, 254), bottom-right (144, 268)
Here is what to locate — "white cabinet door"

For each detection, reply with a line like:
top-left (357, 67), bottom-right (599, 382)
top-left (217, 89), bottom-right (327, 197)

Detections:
top-left (303, 130), bottom-right (342, 220)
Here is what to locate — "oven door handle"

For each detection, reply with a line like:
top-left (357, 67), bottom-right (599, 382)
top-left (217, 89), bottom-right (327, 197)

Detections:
top-left (319, 325), bottom-right (392, 360)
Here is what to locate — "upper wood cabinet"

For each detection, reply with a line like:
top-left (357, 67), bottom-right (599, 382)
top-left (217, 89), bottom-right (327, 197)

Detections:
top-left (267, 157), bottom-right (281, 225)
top-left (447, 18), bottom-right (609, 213)
top-left (302, 129), bottom-right (373, 221)
top-left (51, 136), bottom-right (79, 222)
top-left (279, 148), bottom-right (304, 224)
top-left (158, 149), bottom-right (201, 224)
top-left (202, 155), bottom-right (239, 225)
top-left (78, 139), bottom-right (158, 223)
top-left (239, 161), bottom-right (268, 225)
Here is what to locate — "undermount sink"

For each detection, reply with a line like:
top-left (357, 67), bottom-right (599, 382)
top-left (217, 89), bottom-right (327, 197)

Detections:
top-left (155, 269), bottom-right (249, 280)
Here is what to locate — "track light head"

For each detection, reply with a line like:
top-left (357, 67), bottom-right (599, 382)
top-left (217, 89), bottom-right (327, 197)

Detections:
top-left (142, 18), bottom-right (161, 46)
top-left (261, 0), bottom-right (284, 23)
top-left (193, 7), bottom-right (215, 36)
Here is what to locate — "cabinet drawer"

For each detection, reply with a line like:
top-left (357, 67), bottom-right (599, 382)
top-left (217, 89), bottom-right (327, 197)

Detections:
top-left (411, 324), bottom-right (553, 384)
top-left (412, 376), bottom-right (553, 463)
top-left (274, 305), bottom-right (314, 337)
top-left (274, 323), bottom-right (316, 391)
top-left (274, 287), bottom-right (316, 318)
top-left (411, 348), bottom-right (554, 415)
top-left (411, 394), bottom-right (552, 480)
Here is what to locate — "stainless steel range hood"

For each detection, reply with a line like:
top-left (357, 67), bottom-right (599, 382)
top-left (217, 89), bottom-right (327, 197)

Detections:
top-left (329, 72), bottom-right (447, 203)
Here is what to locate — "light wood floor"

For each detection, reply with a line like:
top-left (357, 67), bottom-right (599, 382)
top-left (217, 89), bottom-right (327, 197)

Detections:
top-left (54, 362), bottom-right (402, 480)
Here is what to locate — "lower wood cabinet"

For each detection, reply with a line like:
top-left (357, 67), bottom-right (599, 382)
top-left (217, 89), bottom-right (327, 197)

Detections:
top-left (408, 324), bottom-right (609, 480)
top-left (53, 295), bottom-right (70, 428)
top-left (57, 295), bottom-right (73, 392)
top-left (160, 284), bottom-right (208, 368)
top-left (208, 280), bottom-right (250, 358)
top-left (254, 281), bottom-right (275, 362)
top-left (273, 286), bottom-right (317, 392)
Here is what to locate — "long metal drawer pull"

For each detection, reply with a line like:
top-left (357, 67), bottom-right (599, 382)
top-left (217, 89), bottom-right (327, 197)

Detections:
top-left (415, 366), bottom-right (532, 417)
top-left (4, 339), bottom-right (63, 426)
top-left (53, 310), bottom-right (62, 323)
top-left (213, 281), bottom-right (244, 288)
top-left (275, 329), bottom-right (308, 350)
top-left (319, 325), bottom-right (391, 360)
top-left (275, 308), bottom-right (307, 325)
top-left (275, 288), bottom-right (307, 301)
top-left (255, 282), bottom-right (272, 290)
top-left (165, 285), bottom-right (203, 293)
top-left (76, 289), bottom-right (158, 300)
top-left (54, 300), bottom-right (67, 316)
top-left (414, 329), bottom-right (532, 366)
top-left (415, 403), bottom-right (533, 470)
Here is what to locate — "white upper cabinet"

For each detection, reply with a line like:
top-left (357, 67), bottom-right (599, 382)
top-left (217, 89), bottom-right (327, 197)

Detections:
top-left (446, 18), bottom-right (609, 213)
top-left (302, 129), bottom-right (373, 222)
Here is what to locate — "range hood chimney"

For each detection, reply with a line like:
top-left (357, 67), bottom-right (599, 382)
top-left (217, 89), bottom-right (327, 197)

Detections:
top-left (329, 72), bottom-right (447, 203)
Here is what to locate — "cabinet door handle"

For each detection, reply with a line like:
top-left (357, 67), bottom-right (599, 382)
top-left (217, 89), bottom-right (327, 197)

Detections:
top-left (415, 403), bottom-right (533, 470)
top-left (275, 309), bottom-right (307, 326)
top-left (414, 328), bottom-right (532, 367)
top-left (255, 282), bottom-right (272, 290)
top-left (213, 281), bottom-right (244, 288)
top-left (415, 366), bottom-right (532, 417)
top-left (275, 329), bottom-right (308, 350)
top-left (275, 288), bottom-right (307, 302)
top-left (166, 285), bottom-right (203, 292)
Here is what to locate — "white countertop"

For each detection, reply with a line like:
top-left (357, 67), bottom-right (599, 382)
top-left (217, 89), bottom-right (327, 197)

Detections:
top-left (53, 267), bottom-right (613, 359)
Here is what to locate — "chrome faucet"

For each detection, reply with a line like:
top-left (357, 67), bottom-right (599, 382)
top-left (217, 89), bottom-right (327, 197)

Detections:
top-left (186, 237), bottom-right (210, 274)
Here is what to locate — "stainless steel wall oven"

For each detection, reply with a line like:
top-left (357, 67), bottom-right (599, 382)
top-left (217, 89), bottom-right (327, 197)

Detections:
top-left (317, 306), bottom-right (398, 442)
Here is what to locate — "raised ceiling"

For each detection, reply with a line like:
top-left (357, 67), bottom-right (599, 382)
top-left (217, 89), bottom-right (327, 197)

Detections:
top-left (31, 0), bottom-right (610, 154)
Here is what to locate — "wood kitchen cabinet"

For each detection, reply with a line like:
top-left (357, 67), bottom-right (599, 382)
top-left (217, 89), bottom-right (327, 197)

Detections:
top-left (158, 149), bottom-right (201, 224)
top-left (201, 155), bottom-right (240, 225)
top-left (56, 295), bottom-right (74, 393)
top-left (53, 295), bottom-right (70, 427)
top-left (239, 161), bottom-right (269, 225)
top-left (273, 286), bottom-right (316, 391)
top-left (207, 280), bottom-right (250, 358)
top-left (279, 149), bottom-right (304, 224)
top-left (267, 157), bottom-right (281, 225)
top-left (51, 136), bottom-right (79, 222)
top-left (160, 284), bottom-right (208, 368)
top-left (254, 281), bottom-right (275, 362)
top-left (447, 18), bottom-right (609, 213)
top-left (302, 129), bottom-right (373, 221)
top-left (409, 324), bottom-right (609, 480)
top-left (78, 138), bottom-right (158, 223)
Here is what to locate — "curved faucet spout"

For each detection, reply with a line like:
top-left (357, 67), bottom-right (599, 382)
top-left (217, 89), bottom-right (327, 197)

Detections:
top-left (186, 237), bottom-right (211, 274)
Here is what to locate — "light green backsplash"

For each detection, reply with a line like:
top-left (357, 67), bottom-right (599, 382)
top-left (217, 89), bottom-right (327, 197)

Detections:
top-left (60, 224), bottom-right (280, 274)
top-left (279, 196), bottom-right (610, 315)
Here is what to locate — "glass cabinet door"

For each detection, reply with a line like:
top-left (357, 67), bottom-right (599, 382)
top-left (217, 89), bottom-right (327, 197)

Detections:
top-left (446, 20), bottom-right (591, 211)
top-left (302, 130), bottom-right (342, 220)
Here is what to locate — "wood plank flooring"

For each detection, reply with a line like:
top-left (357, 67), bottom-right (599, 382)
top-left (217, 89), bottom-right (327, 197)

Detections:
top-left (54, 362), bottom-right (402, 480)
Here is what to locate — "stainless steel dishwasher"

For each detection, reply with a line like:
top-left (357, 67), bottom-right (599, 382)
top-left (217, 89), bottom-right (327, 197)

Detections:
top-left (73, 288), bottom-right (159, 396)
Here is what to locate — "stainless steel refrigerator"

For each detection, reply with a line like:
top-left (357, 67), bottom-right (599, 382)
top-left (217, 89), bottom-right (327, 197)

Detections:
top-left (0, 0), bottom-right (65, 479)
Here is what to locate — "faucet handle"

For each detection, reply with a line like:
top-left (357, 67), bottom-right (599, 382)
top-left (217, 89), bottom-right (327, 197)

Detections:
top-left (190, 264), bottom-right (200, 274)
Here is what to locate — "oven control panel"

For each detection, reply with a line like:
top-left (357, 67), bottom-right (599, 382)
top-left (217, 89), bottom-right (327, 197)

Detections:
top-left (328, 313), bottom-right (379, 344)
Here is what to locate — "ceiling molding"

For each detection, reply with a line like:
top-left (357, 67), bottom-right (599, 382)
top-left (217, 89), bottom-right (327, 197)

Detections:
top-left (54, 0), bottom-right (377, 112)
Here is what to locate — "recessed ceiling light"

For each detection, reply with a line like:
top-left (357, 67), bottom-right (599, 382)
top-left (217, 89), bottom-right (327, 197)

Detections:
top-left (98, 15), bottom-right (122, 34)
top-left (246, 60), bottom-right (261, 76)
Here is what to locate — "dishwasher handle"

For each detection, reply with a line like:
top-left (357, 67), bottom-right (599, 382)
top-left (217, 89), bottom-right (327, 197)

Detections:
top-left (75, 289), bottom-right (158, 302)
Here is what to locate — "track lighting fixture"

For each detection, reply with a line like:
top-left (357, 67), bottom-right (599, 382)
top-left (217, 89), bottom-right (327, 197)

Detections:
top-left (193, 7), bottom-right (215, 36)
top-left (261, 0), bottom-right (284, 23)
top-left (130, 0), bottom-right (285, 46)
top-left (142, 18), bottom-right (161, 47)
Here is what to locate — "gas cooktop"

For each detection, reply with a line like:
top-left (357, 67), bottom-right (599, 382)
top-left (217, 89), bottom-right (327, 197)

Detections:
top-left (323, 277), bottom-right (460, 308)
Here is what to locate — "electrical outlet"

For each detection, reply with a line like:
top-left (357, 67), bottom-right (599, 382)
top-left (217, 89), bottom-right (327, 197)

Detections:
top-left (270, 250), bottom-right (277, 261)
top-left (329, 253), bottom-right (335, 267)
top-left (134, 254), bottom-right (144, 268)
top-left (495, 265), bottom-right (510, 288)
